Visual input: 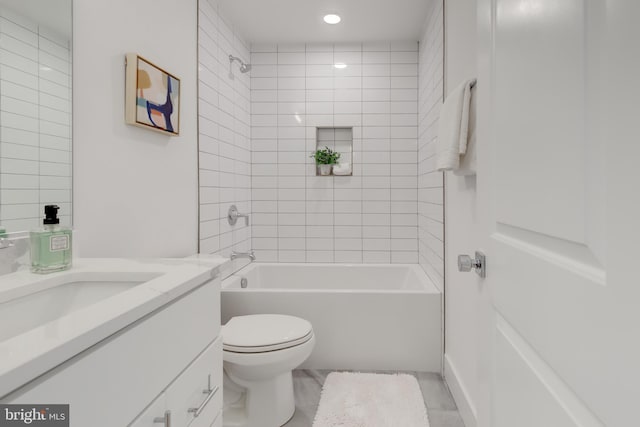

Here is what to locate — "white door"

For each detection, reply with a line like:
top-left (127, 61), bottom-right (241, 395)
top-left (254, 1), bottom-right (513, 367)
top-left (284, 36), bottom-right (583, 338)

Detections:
top-left (475, 1), bottom-right (640, 426)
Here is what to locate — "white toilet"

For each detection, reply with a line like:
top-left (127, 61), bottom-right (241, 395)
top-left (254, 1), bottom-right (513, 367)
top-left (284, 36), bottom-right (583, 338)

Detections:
top-left (221, 314), bottom-right (315, 427)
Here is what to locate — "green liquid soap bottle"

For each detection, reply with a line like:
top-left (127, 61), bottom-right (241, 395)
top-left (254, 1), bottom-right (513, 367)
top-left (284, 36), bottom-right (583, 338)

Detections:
top-left (30, 205), bottom-right (72, 274)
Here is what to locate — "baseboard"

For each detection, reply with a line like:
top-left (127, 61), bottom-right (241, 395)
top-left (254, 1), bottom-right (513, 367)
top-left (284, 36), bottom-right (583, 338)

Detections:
top-left (443, 354), bottom-right (478, 427)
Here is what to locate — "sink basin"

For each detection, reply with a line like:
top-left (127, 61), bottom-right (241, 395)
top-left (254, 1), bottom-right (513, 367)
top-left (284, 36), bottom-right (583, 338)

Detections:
top-left (0, 272), bottom-right (160, 342)
top-left (0, 258), bottom-right (229, 400)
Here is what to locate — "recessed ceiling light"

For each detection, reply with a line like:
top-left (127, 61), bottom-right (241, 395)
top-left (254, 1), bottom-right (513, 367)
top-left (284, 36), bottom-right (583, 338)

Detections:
top-left (323, 14), bottom-right (341, 24)
top-left (334, 63), bottom-right (347, 69)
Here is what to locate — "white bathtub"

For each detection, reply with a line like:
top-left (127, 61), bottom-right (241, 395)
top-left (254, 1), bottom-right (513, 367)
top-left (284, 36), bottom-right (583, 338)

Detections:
top-left (221, 263), bottom-right (442, 372)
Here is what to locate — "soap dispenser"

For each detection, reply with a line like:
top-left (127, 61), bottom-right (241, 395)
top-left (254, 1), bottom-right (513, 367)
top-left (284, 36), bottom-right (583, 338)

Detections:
top-left (30, 205), bottom-right (72, 273)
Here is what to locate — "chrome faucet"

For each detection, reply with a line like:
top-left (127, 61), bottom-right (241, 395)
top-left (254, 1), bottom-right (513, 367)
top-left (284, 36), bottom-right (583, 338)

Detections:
top-left (230, 250), bottom-right (256, 262)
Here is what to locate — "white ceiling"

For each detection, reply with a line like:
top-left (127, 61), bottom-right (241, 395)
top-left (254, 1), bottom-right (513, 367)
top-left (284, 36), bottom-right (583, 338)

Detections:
top-left (0, 0), bottom-right (71, 39)
top-left (219, 0), bottom-right (430, 44)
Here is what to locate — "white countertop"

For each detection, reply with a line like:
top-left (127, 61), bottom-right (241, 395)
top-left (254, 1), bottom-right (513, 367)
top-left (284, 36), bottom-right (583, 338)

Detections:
top-left (0, 256), bottom-right (229, 399)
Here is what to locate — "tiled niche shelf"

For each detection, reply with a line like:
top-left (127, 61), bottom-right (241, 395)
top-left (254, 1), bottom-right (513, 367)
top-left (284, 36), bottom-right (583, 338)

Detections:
top-left (315, 127), bottom-right (353, 176)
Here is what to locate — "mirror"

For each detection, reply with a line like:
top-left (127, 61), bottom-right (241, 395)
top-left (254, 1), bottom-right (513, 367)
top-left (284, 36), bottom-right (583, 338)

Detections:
top-left (0, 0), bottom-right (72, 232)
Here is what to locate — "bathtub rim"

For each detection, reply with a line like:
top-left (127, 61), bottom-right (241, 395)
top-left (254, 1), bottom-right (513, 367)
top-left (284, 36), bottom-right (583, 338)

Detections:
top-left (222, 262), bottom-right (441, 295)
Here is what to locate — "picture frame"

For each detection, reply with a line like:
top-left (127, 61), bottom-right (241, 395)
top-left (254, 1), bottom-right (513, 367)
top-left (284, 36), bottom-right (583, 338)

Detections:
top-left (125, 53), bottom-right (180, 135)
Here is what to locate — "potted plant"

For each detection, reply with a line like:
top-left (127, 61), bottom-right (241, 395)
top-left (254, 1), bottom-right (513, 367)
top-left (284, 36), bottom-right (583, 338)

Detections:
top-left (311, 146), bottom-right (341, 176)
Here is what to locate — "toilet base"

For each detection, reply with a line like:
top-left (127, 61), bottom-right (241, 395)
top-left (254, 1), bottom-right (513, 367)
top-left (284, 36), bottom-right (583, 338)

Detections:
top-left (223, 369), bottom-right (295, 427)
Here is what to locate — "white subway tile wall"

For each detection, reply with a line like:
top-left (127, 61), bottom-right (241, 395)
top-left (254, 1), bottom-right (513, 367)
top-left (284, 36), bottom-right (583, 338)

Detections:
top-left (418, 1), bottom-right (445, 290)
top-left (198, 0), bottom-right (251, 270)
top-left (250, 42), bottom-right (419, 263)
top-left (0, 8), bottom-right (72, 231)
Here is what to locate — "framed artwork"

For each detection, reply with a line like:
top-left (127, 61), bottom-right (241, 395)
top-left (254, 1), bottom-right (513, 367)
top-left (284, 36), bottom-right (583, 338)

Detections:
top-left (125, 53), bottom-right (180, 135)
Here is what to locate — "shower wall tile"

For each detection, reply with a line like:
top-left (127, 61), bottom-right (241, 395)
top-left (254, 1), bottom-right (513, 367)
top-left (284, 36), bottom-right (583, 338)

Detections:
top-left (250, 42), bottom-right (419, 264)
top-left (198, 0), bottom-right (252, 275)
top-left (418, 0), bottom-right (445, 290)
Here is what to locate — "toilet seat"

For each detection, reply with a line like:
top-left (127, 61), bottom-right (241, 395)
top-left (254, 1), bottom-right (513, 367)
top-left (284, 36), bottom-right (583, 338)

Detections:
top-left (223, 314), bottom-right (314, 353)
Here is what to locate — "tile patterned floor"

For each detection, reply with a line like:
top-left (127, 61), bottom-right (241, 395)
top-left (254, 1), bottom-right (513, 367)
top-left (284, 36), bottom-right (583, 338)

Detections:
top-left (284, 370), bottom-right (466, 427)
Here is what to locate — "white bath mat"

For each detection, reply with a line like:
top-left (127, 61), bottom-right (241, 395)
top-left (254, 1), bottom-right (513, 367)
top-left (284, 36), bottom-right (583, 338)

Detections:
top-left (313, 372), bottom-right (430, 427)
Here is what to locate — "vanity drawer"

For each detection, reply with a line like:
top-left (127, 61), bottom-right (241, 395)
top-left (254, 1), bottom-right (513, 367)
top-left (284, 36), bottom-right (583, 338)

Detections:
top-left (167, 337), bottom-right (222, 427)
top-left (129, 338), bottom-right (222, 427)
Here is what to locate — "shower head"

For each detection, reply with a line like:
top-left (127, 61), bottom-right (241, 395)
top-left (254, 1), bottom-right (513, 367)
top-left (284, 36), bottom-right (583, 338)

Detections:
top-left (229, 54), bottom-right (251, 73)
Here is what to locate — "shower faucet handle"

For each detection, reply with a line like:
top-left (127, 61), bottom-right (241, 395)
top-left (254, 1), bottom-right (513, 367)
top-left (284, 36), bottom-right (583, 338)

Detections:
top-left (228, 205), bottom-right (249, 226)
top-left (457, 251), bottom-right (486, 278)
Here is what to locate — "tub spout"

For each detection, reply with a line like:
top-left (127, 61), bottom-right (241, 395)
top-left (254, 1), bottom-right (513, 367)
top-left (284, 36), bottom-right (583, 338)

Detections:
top-left (230, 250), bottom-right (256, 262)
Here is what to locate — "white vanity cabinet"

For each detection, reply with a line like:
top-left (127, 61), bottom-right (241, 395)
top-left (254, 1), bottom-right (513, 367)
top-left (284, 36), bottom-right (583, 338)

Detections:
top-left (130, 338), bottom-right (222, 427)
top-left (2, 274), bottom-right (223, 427)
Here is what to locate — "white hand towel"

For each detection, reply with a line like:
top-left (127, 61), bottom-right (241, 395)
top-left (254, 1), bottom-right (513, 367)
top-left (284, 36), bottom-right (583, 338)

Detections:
top-left (436, 78), bottom-right (477, 171)
top-left (454, 84), bottom-right (477, 176)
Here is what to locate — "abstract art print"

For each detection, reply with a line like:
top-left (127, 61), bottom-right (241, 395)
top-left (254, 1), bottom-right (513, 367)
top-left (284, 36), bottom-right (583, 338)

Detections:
top-left (125, 53), bottom-right (180, 135)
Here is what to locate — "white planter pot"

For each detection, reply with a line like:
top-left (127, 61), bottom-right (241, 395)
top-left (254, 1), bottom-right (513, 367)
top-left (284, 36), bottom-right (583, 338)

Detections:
top-left (318, 164), bottom-right (332, 176)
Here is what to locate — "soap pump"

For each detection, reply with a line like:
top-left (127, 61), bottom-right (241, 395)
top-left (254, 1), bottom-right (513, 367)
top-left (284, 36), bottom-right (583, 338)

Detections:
top-left (30, 205), bottom-right (72, 273)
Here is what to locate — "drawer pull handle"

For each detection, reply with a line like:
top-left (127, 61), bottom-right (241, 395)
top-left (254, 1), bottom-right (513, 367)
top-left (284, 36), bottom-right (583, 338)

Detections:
top-left (153, 410), bottom-right (171, 427)
top-left (188, 376), bottom-right (219, 418)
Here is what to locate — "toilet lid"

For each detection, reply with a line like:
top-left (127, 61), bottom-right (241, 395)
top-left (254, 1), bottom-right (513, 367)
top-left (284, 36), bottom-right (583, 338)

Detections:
top-left (223, 314), bottom-right (313, 353)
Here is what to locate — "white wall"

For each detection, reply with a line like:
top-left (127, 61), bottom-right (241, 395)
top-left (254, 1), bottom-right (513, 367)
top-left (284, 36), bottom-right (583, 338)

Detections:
top-left (0, 7), bottom-right (72, 232)
top-left (418, 0), bottom-right (445, 291)
top-left (249, 42), bottom-right (419, 264)
top-left (73, 0), bottom-right (198, 257)
top-left (443, 0), bottom-right (480, 426)
top-left (198, 0), bottom-right (252, 274)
